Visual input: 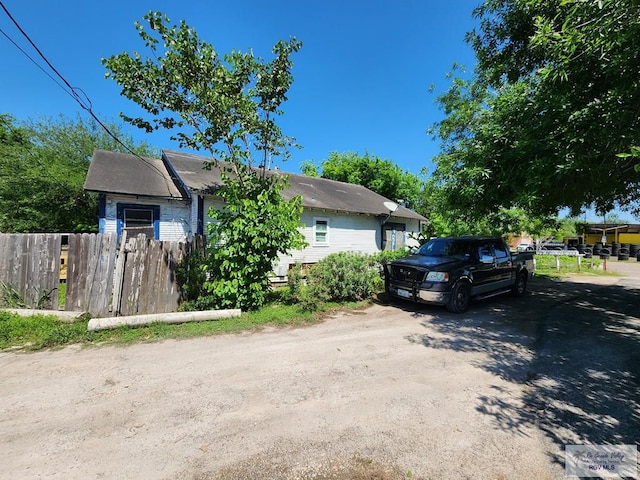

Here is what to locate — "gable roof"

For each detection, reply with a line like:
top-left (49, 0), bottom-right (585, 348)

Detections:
top-left (85, 149), bottom-right (426, 221)
top-left (84, 149), bottom-right (184, 199)
top-left (162, 150), bottom-right (425, 221)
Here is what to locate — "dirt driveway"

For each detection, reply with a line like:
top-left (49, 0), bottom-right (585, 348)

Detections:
top-left (1, 261), bottom-right (639, 479)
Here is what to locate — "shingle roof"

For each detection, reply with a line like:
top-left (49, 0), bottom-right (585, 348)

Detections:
top-left (84, 149), bottom-right (184, 199)
top-left (163, 150), bottom-right (426, 221)
top-left (85, 149), bottom-right (426, 222)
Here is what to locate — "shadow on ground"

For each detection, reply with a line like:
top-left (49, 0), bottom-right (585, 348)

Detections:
top-left (387, 276), bottom-right (640, 466)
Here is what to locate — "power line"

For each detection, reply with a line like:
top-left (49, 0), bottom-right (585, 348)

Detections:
top-left (0, 0), bottom-right (90, 110)
top-left (0, 0), bottom-right (174, 192)
top-left (0, 27), bottom-right (73, 102)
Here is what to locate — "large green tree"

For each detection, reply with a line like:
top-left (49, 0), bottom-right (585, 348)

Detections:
top-left (420, 176), bottom-right (557, 237)
top-left (304, 152), bottom-right (425, 212)
top-left (0, 114), bottom-right (155, 233)
top-left (430, 0), bottom-right (640, 219)
top-left (103, 12), bottom-right (306, 310)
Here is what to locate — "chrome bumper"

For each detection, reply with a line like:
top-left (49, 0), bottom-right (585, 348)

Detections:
top-left (417, 290), bottom-right (450, 305)
top-left (388, 285), bottom-right (450, 305)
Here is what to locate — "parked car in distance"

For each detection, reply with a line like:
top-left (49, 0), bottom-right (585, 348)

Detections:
top-left (383, 236), bottom-right (536, 313)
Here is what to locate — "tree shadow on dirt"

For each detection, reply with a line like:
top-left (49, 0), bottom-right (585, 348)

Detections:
top-left (394, 276), bottom-right (640, 468)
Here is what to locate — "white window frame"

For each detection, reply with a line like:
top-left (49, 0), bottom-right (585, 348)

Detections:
top-left (313, 217), bottom-right (330, 246)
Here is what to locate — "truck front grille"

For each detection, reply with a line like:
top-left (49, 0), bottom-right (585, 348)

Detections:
top-left (390, 265), bottom-right (426, 283)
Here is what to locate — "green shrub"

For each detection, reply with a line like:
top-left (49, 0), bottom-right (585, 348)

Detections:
top-left (303, 252), bottom-right (380, 307)
top-left (283, 263), bottom-right (304, 304)
top-left (175, 247), bottom-right (208, 304)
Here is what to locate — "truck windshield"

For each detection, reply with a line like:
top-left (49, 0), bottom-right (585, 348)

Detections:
top-left (417, 238), bottom-right (474, 259)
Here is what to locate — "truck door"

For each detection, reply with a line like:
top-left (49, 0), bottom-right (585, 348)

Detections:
top-left (472, 242), bottom-right (498, 295)
top-left (489, 240), bottom-right (513, 288)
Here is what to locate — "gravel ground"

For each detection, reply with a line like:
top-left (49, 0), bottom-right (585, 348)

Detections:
top-left (1, 260), bottom-right (638, 479)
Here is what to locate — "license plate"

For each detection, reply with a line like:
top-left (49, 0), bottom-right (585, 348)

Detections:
top-left (397, 289), bottom-right (411, 298)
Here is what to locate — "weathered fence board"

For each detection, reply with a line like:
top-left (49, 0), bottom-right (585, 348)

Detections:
top-left (0, 234), bottom-right (61, 309)
top-left (1, 232), bottom-right (194, 318)
top-left (116, 235), bottom-right (186, 316)
top-left (65, 233), bottom-right (117, 317)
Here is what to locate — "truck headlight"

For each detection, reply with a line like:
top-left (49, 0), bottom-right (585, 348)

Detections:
top-left (425, 271), bottom-right (449, 282)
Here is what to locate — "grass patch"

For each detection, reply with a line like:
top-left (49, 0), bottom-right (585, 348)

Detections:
top-left (58, 281), bottom-right (66, 308)
top-left (0, 312), bottom-right (90, 350)
top-left (534, 255), bottom-right (620, 278)
top-left (0, 297), bottom-right (371, 352)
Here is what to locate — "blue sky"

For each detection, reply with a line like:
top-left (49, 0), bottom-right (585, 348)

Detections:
top-left (0, 0), bottom-right (479, 178)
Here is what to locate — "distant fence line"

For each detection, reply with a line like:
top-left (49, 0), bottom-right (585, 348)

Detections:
top-left (0, 233), bottom-right (199, 317)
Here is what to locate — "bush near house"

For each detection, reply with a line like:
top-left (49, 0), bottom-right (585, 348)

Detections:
top-left (298, 251), bottom-right (402, 311)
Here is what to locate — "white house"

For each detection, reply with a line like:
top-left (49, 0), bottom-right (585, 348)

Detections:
top-left (84, 149), bottom-right (427, 278)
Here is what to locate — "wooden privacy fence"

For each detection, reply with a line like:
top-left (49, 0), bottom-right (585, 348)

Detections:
top-left (0, 233), bottom-right (195, 317)
top-left (112, 232), bottom-right (189, 317)
top-left (0, 234), bottom-right (62, 310)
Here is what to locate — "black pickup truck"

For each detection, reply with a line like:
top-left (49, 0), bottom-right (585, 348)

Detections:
top-left (383, 236), bottom-right (535, 313)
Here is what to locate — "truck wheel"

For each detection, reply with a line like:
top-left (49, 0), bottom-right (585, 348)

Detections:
top-left (446, 281), bottom-right (471, 313)
top-left (511, 272), bottom-right (527, 296)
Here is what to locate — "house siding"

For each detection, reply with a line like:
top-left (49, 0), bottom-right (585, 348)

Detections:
top-left (201, 197), bottom-right (226, 234)
top-left (199, 200), bottom-right (422, 277)
top-left (101, 194), bottom-right (192, 242)
top-left (273, 209), bottom-right (422, 277)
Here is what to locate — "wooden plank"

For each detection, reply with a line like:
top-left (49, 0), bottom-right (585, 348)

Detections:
top-left (93, 232), bottom-right (117, 316)
top-left (41, 234), bottom-right (61, 310)
top-left (65, 233), bottom-right (117, 317)
top-left (65, 234), bottom-right (82, 311)
top-left (0, 234), bottom-right (23, 305)
top-left (138, 236), bottom-right (156, 315)
top-left (119, 234), bottom-right (146, 316)
top-left (85, 233), bottom-right (116, 317)
top-left (111, 230), bottom-right (128, 317)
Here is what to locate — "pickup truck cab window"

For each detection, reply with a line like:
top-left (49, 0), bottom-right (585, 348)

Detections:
top-left (491, 241), bottom-right (509, 259)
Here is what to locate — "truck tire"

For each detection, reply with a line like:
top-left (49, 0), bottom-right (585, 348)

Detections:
top-left (446, 281), bottom-right (471, 314)
top-left (511, 271), bottom-right (528, 296)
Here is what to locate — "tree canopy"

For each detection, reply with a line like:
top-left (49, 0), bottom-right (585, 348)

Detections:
top-left (430, 0), bottom-right (640, 219)
top-left (103, 12), bottom-right (306, 310)
top-left (103, 12), bottom-right (301, 171)
top-left (0, 114), bottom-right (156, 233)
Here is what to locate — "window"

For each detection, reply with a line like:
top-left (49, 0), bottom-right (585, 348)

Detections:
top-left (116, 203), bottom-right (160, 240)
top-left (314, 218), bottom-right (329, 245)
top-left (124, 208), bottom-right (153, 228)
top-left (491, 241), bottom-right (509, 259)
